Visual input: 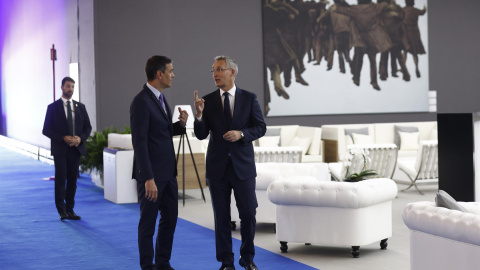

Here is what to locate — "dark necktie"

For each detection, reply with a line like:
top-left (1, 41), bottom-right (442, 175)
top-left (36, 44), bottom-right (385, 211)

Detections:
top-left (67, 101), bottom-right (74, 136)
top-left (159, 93), bottom-right (166, 113)
top-left (223, 92), bottom-right (232, 129)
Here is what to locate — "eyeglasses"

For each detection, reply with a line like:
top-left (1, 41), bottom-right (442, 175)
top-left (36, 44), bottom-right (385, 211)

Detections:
top-left (210, 68), bottom-right (232, 73)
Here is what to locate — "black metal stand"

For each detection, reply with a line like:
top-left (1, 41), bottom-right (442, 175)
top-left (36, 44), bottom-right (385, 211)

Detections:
top-left (176, 133), bottom-right (206, 206)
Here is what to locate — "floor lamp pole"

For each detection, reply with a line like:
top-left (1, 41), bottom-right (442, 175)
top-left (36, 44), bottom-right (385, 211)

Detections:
top-left (176, 133), bottom-right (206, 206)
top-left (45, 44), bottom-right (57, 181)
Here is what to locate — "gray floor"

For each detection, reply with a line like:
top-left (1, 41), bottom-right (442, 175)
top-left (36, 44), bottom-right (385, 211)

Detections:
top-left (178, 181), bottom-right (439, 270)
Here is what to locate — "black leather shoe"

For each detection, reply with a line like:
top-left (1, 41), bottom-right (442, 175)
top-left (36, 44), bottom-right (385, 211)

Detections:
top-left (239, 258), bottom-right (258, 270)
top-left (156, 264), bottom-right (174, 270)
top-left (66, 211), bottom-right (81, 220)
top-left (219, 265), bottom-right (235, 270)
top-left (59, 211), bottom-right (68, 220)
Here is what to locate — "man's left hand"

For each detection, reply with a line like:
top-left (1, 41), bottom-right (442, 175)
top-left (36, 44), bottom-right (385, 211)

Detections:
top-left (178, 107), bottom-right (189, 128)
top-left (223, 130), bottom-right (242, 142)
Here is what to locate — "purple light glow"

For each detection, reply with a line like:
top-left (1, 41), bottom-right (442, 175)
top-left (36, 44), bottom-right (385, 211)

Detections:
top-left (0, 0), bottom-right (15, 135)
top-left (0, 0), bottom-right (70, 147)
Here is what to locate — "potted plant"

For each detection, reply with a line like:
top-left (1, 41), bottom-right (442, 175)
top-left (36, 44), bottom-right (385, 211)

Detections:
top-left (79, 125), bottom-right (130, 186)
top-left (343, 147), bottom-right (378, 182)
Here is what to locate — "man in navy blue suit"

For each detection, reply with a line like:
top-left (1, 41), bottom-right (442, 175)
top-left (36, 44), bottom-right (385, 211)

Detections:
top-left (43, 77), bottom-right (92, 221)
top-left (194, 56), bottom-right (266, 270)
top-left (130, 55), bottom-right (188, 270)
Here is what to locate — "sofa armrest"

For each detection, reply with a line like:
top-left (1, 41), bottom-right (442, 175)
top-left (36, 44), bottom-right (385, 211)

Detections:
top-left (403, 201), bottom-right (480, 246)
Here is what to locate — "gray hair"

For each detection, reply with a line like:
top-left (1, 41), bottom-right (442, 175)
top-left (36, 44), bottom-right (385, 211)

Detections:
top-left (214, 55), bottom-right (238, 76)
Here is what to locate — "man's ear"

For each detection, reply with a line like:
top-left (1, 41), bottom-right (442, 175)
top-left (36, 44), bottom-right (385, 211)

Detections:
top-left (230, 69), bottom-right (236, 78)
top-left (156, 70), bottom-right (163, 79)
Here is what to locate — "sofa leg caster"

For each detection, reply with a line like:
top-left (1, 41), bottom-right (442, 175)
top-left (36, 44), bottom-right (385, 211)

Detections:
top-left (230, 221), bottom-right (236, 231)
top-left (280, 241), bottom-right (288, 253)
top-left (380, 238), bottom-right (388, 250)
top-left (351, 246), bottom-right (360, 258)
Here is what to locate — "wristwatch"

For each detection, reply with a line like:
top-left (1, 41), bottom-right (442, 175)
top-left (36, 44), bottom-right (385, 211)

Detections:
top-left (241, 131), bottom-right (244, 139)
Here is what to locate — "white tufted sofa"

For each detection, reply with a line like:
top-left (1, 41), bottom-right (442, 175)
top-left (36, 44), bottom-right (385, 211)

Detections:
top-left (230, 163), bottom-right (330, 230)
top-left (268, 178), bottom-right (398, 257)
top-left (403, 201), bottom-right (480, 270)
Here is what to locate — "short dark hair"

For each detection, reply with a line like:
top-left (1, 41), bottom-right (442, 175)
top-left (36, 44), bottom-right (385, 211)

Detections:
top-left (61, 77), bottom-right (75, 86)
top-left (145, 55), bottom-right (172, 81)
top-left (405, 0), bottom-right (414, 6)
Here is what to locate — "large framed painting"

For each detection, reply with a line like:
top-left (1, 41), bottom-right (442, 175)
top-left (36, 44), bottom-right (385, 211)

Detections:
top-left (262, 0), bottom-right (429, 116)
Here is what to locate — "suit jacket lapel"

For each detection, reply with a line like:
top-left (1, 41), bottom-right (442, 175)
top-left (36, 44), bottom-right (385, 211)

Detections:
top-left (56, 99), bottom-right (68, 128)
top-left (144, 86), bottom-right (169, 121)
top-left (72, 100), bottom-right (79, 135)
top-left (231, 88), bottom-right (242, 128)
top-left (143, 86), bottom-right (173, 136)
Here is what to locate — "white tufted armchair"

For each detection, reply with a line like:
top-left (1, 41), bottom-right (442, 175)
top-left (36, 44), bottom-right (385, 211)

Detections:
top-left (268, 178), bottom-right (398, 257)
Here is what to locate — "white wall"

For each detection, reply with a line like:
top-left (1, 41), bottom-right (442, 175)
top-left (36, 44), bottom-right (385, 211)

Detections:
top-left (1, 0), bottom-right (95, 149)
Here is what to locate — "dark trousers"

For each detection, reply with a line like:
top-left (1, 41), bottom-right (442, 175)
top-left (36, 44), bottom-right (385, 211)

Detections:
top-left (53, 148), bottom-right (80, 213)
top-left (208, 160), bottom-right (257, 266)
top-left (137, 178), bottom-right (178, 270)
top-left (353, 47), bottom-right (378, 85)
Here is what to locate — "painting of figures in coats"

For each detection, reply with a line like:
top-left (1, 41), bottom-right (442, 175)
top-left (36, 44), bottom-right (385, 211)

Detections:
top-left (263, 0), bottom-right (429, 116)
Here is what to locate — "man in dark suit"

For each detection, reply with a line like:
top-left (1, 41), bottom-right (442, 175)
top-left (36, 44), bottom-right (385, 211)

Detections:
top-left (130, 55), bottom-right (188, 270)
top-left (194, 56), bottom-right (266, 270)
top-left (42, 77), bottom-right (92, 221)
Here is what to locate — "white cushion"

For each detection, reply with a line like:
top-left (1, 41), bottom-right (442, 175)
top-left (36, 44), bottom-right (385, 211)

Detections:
top-left (328, 162), bottom-right (343, 181)
top-left (399, 131), bottom-right (419, 151)
top-left (258, 136), bottom-right (280, 147)
top-left (352, 133), bottom-right (374, 144)
top-left (397, 157), bottom-right (417, 178)
top-left (278, 125), bottom-right (299, 147)
top-left (296, 126), bottom-right (322, 155)
top-left (290, 136), bottom-right (311, 154)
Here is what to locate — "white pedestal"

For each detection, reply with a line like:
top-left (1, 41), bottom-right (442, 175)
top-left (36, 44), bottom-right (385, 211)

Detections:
top-left (103, 148), bottom-right (138, 204)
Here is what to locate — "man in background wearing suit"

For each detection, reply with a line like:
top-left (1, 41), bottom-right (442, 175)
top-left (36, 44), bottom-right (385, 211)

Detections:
top-left (130, 55), bottom-right (188, 270)
top-left (194, 56), bottom-right (266, 270)
top-left (42, 77), bottom-right (92, 221)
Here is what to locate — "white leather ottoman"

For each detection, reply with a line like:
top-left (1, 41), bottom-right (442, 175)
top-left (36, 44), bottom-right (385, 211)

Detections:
top-left (268, 178), bottom-right (398, 257)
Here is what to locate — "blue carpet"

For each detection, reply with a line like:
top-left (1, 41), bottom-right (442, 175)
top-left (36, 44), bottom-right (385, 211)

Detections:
top-left (0, 147), bottom-right (316, 269)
